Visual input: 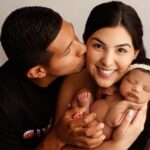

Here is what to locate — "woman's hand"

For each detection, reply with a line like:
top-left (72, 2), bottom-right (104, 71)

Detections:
top-left (105, 100), bottom-right (141, 127)
top-left (112, 103), bottom-right (147, 149)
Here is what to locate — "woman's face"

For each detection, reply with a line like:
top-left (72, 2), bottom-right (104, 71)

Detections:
top-left (86, 25), bottom-right (139, 88)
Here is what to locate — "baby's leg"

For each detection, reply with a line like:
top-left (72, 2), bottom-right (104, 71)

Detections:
top-left (72, 88), bottom-right (94, 119)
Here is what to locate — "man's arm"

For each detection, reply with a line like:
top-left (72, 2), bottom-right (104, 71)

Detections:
top-left (36, 107), bottom-right (104, 150)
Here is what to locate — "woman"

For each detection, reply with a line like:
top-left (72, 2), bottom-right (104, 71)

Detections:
top-left (55, 1), bottom-right (148, 150)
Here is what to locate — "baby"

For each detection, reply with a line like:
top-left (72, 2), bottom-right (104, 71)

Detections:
top-left (71, 58), bottom-right (150, 139)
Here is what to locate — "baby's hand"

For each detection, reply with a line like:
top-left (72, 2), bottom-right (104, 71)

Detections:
top-left (96, 85), bottom-right (117, 99)
top-left (101, 85), bottom-right (117, 95)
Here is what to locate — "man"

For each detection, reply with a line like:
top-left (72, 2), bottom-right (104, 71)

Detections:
top-left (0, 6), bottom-right (102, 150)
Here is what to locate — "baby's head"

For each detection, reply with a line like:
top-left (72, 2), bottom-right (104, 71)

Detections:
top-left (119, 58), bottom-right (150, 104)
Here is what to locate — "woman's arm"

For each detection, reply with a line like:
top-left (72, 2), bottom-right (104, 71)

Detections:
top-left (55, 69), bottom-right (96, 124)
top-left (54, 71), bottom-right (104, 149)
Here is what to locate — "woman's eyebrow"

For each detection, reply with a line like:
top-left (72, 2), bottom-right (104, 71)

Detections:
top-left (91, 37), bottom-right (132, 48)
top-left (91, 37), bottom-right (105, 45)
top-left (115, 43), bottom-right (131, 48)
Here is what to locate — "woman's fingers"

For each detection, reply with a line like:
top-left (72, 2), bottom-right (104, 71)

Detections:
top-left (112, 103), bottom-right (148, 149)
top-left (117, 109), bottom-right (135, 132)
top-left (131, 103), bottom-right (147, 127)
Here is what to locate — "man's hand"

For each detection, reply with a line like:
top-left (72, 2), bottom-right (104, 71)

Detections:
top-left (54, 107), bottom-right (105, 148)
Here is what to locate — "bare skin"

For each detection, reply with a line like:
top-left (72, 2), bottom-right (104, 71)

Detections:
top-left (72, 69), bottom-right (150, 140)
top-left (62, 103), bottom-right (147, 150)
top-left (55, 68), bottom-right (147, 150)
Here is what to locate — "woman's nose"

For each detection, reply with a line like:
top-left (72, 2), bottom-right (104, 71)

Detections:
top-left (101, 52), bottom-right (114, 67)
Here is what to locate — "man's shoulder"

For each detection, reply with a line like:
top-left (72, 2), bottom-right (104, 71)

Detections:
top-left (0, 61), bottom-right (21, 90)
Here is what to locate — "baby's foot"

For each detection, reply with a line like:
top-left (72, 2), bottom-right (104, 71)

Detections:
top-left (77, 89), bottom-right (93, 112)
top-left (72, 89), bottom-right (93, 119)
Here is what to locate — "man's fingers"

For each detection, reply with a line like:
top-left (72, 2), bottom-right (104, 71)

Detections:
top-left (67, 107), bottom-right (87, 115)
top-left (82, 113), bottom-right (97, 125)
top-left (65, 107), bottom-right (86, 119)
top-left (72, 136), bottom-right (105, 148)
top-left (71, 112), bottom-right (97, 127)
top-left (85, 123), bottom-right (104, 137)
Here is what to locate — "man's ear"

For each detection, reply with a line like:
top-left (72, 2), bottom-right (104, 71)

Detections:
top-left (26, 65), bottom-right (46, 78)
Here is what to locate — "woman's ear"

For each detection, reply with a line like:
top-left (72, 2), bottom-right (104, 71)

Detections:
top-left (26, 65), bottom-right (46, 78)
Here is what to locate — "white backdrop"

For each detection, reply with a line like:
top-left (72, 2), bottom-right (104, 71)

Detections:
top-left (0, 0), bottom-right (150, 66)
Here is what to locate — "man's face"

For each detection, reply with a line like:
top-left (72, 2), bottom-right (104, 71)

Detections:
top-left (46, 20), bottom-right (86, 77)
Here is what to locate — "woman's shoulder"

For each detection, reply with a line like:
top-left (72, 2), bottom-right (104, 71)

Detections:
top-left (62, 68), bottom-right (97, 93)
top-left (63, 68), bottom-right (90, 84)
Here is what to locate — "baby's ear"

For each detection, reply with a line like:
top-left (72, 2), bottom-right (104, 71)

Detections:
top-left (26, 65), bottom-right (46, 79)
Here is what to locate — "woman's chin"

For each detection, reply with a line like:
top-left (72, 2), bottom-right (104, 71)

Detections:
top-left (96, 80), bottom-right (113, 88)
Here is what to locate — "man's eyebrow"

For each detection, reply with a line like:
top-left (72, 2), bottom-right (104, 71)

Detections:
top-left (64, 23), bottom-right (74, 52)
top-left (64, 41), bottom-right (73, 52)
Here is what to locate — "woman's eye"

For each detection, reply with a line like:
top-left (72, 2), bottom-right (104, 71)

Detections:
top-left (118, 48), bottom-right (127, 54)
top-left (93, 43), bottom-right (103, 49)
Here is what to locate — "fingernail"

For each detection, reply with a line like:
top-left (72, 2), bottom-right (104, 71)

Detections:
top-left (99, 123), bottom-right (104, 129)
top-left (92, 112), bottom-right (96, 118)
top-left (99, 135), bottom-right (105, 141)
top-left (128, 109), bottom-right (134, 117)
